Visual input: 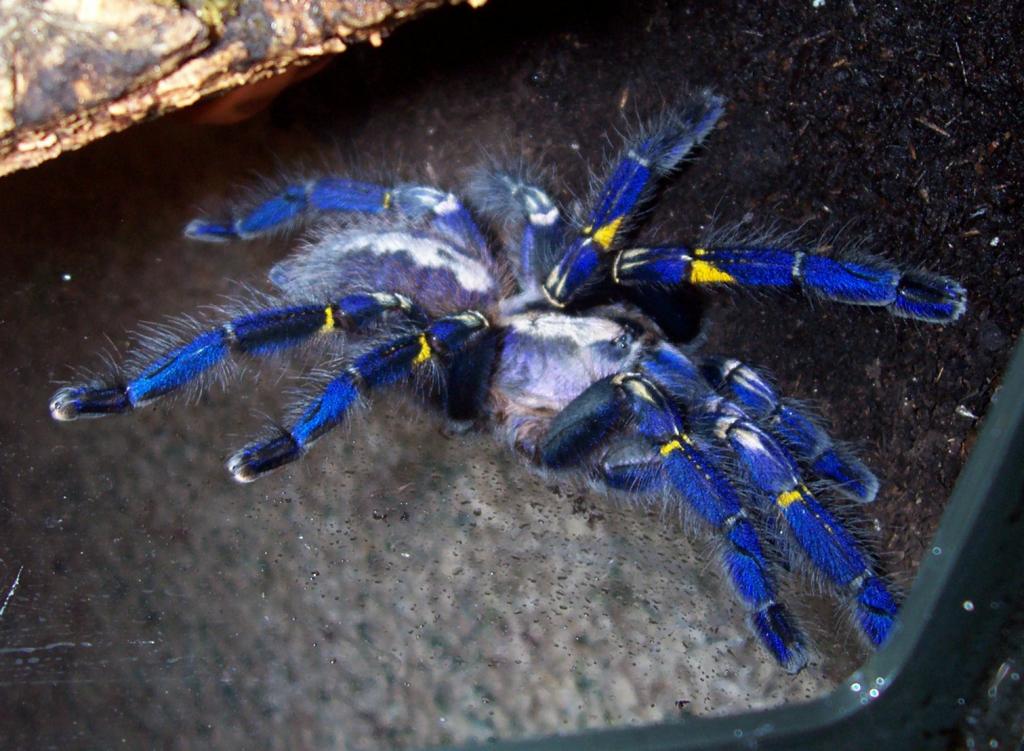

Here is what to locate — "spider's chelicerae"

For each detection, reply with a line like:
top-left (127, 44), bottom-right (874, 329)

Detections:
top-left (50, 91), bottom-right (966, 672)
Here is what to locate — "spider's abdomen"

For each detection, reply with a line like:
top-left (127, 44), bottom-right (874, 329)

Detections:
top-left (270, 227), bottom-right (500, 317)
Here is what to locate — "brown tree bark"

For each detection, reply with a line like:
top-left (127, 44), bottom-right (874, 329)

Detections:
top-left (0, 0), bottom-right (483, 178)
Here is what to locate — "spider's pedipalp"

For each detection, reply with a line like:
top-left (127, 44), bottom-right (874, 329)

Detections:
top-left (467, 168), bottom-right (565, 289)
top-left (542, 89), bottom-right (725, 307)
top-left (539, 376), bottom-right (625, 468)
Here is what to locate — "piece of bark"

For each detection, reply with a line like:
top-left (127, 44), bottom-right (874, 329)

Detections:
top-left (0, 0), bottom-right (484, 178)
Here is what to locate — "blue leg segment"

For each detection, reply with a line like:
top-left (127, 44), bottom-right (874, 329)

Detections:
top-left (185, 180), bottom-right (488, 255)
top-left (639, 344), bottom-right (898, 648)
top-left (661, 439), bottom-right (806, 671)
top-left (226, 310), bottom-right (489, 482)
top-left (639, 345), bottom-right (877, 503)
top-left (700, 357), bottom-right (879, 503)
top-left (48, 292), bottom-right (414, 421)
top-left (612, 244), bottom-right (966, 323)
top-left (542, 90), bottom-right (725, 307)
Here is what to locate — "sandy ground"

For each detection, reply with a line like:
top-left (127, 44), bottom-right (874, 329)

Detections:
top-left (0, 1), bottom-right (1019, 748)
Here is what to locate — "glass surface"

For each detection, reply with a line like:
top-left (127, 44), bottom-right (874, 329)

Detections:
top-left (1, 1), bottom-right (1015, 748)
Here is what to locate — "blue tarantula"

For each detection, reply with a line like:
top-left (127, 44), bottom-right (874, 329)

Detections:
top-left (49, 91), bottom-right (966, 672)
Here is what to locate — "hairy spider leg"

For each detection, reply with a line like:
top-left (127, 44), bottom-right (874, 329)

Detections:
top-left (638, 346), bottom-right (875, 501)
top-left (699, 356), bottom-right (879, 503)
top-left (542, 90), bottom-right (725, 308)
top-left (49, 292), bottom-right (416, 421)
top-left (611, 244), bottom-right (967, 323)
top-left (185, 181), bottom-right (488, 256)
top-left (538, 373), bottom-right (807, 671)
top-left (466, 170), bottom-right (565, 291)
top-left (227, 310), bottom-right (489, 482)
top-left (640, 345), bottom-right (898, 647)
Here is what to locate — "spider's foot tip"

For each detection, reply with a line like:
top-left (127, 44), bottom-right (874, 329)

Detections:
top-left (813, 450), bottom-right (880, 504)
top-left (228, 463), bottom-right (260, 484)
top-left (863, 617), bottom-right (897, 649)
top-left (857, 472), bottom-right (881, 504)
top-left (946, 291), bottom-right (968, 323)
top-left (226, 449), bottom-right (266, 483)
top-left (699, 89), bottom-right (726, 113)
top-left (184, 219), bottom-right (235, 243)
top-left (893, 271), bottom-right (967, 323)
top-left (49, 387), bottom-right (82, 421)
top-left (227, 435), bottom-right (301, 483)
top-left (49, 385), bottom-right (130, 421)
top-left (855, 576), bottom-right (899, 647)
top-left (673, 89), bottom-right (725, 139)
top-left (753, 604), bottom-right (807, 673)
top-left (781, 645), bottom-right (810, 675)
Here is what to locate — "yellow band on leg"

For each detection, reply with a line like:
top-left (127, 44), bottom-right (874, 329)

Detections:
top-left (322, 305), bottom-right (336, 332)
top-left (659, 434), bottom-right (694, 456)
top-left (689, 249), bottom-right (736, 284)
top-left (776, 486), bottom-right (806, 509)
top-left (413, 334), bottom-right (432, 365)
